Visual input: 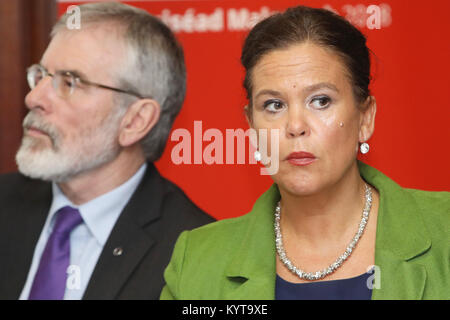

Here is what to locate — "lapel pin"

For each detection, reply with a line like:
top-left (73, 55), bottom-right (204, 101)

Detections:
top-left (113, 247), bottom-right (123, 256)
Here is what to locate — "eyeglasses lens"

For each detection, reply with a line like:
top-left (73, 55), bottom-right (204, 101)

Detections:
top-left (55, 73), bottom-right (76, 97)
top-left (27, 65), bottom-right (44, 90)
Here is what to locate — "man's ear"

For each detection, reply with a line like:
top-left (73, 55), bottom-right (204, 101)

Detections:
top-left (359, 96), bottom-right (376, 143)
top-left (118, 98), bottom-right (161, 147)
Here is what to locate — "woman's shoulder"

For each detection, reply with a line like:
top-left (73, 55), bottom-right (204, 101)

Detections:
top-left (403, 187), bottom-right (450, 233)
top-left (360, 161), bottom-right (449, 224)
top-left (404, 187), bottom-right (450, 200)
top-left (161, 212), bottom-right (262, 299)
top-left (182, 183), bottom-right (279, 247)
top-left (404, 187), bottom-right (449, 216)
top-left (181, 211), bottom-right (254, 248)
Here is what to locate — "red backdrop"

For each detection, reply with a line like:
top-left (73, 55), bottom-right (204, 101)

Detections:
top-left (58, 0), bottom-right (450, 219)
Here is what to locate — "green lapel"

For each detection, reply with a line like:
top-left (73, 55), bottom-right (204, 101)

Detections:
top-left (370, 248), bottom-right (428, 299)
top-left (223, 161), bottom-right (431, 300)
top-left (358, 162), bottom-right (431, 299)
top-left (224, 184), bottom-right (279, 300)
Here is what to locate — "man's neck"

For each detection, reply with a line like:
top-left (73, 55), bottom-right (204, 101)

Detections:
top-left (57, 147), bottom-right (146, 205)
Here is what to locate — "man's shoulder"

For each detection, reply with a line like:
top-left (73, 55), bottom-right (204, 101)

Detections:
top-left (150, 169), bottom-right (216, 226)
top-left (0, 171), bottom-right (28, 185)
top-left (0, 172), bottom-right (49, 197)
top-left (0, 172), bottom-right (51, 221)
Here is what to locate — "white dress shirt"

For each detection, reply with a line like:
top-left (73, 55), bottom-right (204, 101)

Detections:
top-left (19, 163), bottom-right (147, 300)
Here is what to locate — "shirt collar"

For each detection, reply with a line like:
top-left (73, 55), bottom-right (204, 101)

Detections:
top-left (49, 163), bottom-right (147, 246)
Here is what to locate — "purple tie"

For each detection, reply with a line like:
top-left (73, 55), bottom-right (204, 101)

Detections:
top-left (28, 206), bottom-right (83, 300)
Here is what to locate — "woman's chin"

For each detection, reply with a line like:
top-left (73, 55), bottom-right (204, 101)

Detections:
top-left (277, 179), bottom-right (322, 197)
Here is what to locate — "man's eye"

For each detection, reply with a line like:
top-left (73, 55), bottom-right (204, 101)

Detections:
top-left (62, 76), bottom-right (76, 88)
top-left (263, 100), bottom-right (284, 113)
top-left (310, 96), bottom-right (331, 109)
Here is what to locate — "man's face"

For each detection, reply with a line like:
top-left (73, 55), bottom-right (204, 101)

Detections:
top-left (16, 24), bottom-right (129, 182)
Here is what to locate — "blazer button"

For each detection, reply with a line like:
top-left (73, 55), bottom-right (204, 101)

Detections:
top-left (113, 247), bottom-right (123, 256)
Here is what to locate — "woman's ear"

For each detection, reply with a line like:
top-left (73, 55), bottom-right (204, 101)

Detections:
top-left (359, 96), bottom-right (377, 143)
top-left (118, 98), bottom-right (161, 147)
top-left (244, 104), bottom-right (253, 128)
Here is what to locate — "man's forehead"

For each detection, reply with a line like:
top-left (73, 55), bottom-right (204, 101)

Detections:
top-left (41, 24), bottom-right (127, 78)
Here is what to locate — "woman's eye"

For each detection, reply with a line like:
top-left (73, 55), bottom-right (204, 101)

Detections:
top-left (263, 100), bottom-right (284, 113)
top-left (310, 96), bottom-right (331, 109)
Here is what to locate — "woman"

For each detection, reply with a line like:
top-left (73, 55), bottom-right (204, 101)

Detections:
top-left (160, 6), bottom-right (449, 300)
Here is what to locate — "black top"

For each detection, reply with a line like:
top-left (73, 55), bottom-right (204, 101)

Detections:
top-left (276, 271), bottom-right (373, 300)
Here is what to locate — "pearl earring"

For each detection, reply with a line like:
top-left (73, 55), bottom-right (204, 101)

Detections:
top-left (339, 122), bottom-right (344, 127)
top-left (254, 150), bottom-right (262, 162)
top-left (360, 142), bottom-right (370, 154)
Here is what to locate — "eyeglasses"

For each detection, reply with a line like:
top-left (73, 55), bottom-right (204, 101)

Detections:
top-left (26, 64), bottom-right (149, 99)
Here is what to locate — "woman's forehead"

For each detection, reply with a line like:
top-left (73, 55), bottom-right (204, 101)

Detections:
top-left (251, 43), bottom-right (351, 93)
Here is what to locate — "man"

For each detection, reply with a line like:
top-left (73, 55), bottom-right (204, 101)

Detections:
top-left (0, 2), bottom-right (214, 300)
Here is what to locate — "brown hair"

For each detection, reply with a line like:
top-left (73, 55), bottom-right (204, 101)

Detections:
top-left (241, 6), bottom-right (372, 109)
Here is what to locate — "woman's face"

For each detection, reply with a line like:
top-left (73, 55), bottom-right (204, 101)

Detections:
top-left (248, 42), bottom-right (375, 196)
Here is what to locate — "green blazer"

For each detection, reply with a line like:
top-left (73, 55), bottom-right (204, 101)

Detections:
top-left (161, 162), bottom-right (450, 299)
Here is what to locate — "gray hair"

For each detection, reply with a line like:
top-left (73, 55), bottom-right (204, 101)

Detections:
top-left (52, 2), bottom-right (186, 162)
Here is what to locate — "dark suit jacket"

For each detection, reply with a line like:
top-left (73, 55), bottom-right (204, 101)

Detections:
top-left (0, 163), bottom-right (215, 299)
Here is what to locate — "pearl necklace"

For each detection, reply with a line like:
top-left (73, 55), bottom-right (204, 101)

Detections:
top-left (274, 183), bottom-right (372, 281)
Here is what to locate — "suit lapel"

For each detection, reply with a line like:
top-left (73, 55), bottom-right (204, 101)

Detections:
top-left (82, 163), bottom-right (164, 299)
top-left (81, 214), bottom-right (156, 299)
top-left (224, 185), bottom-right (279, 300)
top-left (358, 162), bottom-right (431, 300)
top-left (0, 177), bottom-right (51, 299)
top-left (225, 276), bottom-right (276, 300)
top-left (371, 248), bottom-right (427, 299)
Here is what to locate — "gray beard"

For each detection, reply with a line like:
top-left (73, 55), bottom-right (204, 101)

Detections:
top-left (16, 110), bottom-right (124, 182)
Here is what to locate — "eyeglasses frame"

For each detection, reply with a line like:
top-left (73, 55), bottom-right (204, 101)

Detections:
top-left (27, 64), bottom-right (150, 100)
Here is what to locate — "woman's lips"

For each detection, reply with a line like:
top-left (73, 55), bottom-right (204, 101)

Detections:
top-left (286, 151), bottom-right (316, 166)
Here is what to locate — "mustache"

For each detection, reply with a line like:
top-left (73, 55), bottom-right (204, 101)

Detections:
top-left (22, 112), bottom-right (60, 147)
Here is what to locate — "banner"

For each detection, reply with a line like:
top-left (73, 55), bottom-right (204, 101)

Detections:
top-left (57, 0), bottom-right (450, 219)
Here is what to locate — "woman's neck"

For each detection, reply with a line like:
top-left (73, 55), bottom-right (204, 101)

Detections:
top-left (278, 163), bottom-right (369, 248)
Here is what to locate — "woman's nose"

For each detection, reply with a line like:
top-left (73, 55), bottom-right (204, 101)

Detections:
top-left (286, 105), bottom-right (309, 138)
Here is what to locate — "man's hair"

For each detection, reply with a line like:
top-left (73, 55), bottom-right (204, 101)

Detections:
top-left (52, 2), bottom-right (186, 162)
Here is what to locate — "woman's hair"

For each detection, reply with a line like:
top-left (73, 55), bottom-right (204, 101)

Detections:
top-left (241, 6), bottom-right (372, 109)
